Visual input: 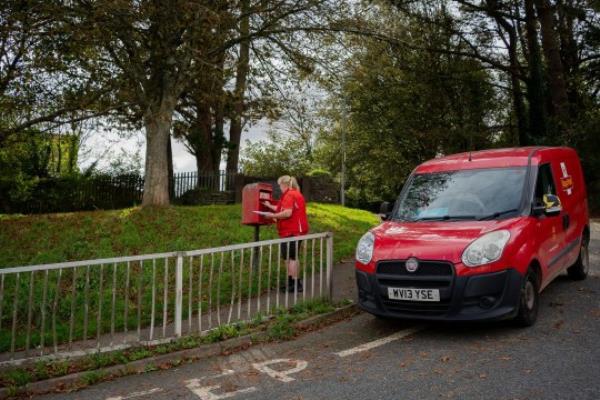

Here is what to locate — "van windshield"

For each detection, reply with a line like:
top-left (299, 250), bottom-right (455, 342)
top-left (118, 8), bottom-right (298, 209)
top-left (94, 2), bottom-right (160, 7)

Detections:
top-left (394, 167), bottom-right (527, 222)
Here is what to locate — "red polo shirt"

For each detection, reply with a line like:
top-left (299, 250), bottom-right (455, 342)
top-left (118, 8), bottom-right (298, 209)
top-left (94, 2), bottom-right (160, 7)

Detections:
top-left (276, 188), bottom-right (309, 237)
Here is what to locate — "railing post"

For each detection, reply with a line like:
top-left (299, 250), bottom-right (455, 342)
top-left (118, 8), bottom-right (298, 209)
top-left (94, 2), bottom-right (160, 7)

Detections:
top-left (326, 232), bottom-right (334, 301)
top-left (175, 253), bottom-right (184, 337)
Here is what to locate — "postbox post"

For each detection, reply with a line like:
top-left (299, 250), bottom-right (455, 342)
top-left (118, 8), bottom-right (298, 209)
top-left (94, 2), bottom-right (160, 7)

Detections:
top-left (252, 225), bottom-right (260, 270)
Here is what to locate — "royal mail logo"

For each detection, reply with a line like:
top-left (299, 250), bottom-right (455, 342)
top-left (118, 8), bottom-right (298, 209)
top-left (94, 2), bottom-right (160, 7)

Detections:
top-left (560, 162), bottom-right (573, 195)
top-left (561, 176), bottom-right (573, 190)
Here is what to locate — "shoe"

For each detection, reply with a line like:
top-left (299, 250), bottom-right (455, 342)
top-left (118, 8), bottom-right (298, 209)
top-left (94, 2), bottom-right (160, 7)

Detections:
top-left (280, 276), bottom-right (293, 293)
top-left (292, 279), bottom-right (303, 293)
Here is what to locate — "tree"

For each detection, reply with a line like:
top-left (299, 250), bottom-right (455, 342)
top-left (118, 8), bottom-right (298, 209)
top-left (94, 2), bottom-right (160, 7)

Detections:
top-left (0, 0), bottom-right (113, 146)
top-left (316, 5), bottom-right (500, 203)
top-left (241, 130), bottom-right (315, 177)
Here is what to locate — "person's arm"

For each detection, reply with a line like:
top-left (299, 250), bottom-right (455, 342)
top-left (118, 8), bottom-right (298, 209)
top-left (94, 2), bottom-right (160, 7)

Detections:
top-left (268, 208), bottom-right (292, 219)
top-left (265, 195), bottom-right (293, 219)
top-left (261, 200), bottom-right (278, 211)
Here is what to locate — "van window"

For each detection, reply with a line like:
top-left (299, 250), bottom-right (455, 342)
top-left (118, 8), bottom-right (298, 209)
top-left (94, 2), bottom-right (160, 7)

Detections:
top-left (534, 164), bottom-right (556, 205)
top-left (394, 167), bottom-right (527, 221)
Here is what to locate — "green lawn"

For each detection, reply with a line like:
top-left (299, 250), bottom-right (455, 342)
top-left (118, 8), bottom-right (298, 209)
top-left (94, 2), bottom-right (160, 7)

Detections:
top-left (0, 204), bottom-right (378, 354)
top-left (0, 203), bottom-right (379, 268)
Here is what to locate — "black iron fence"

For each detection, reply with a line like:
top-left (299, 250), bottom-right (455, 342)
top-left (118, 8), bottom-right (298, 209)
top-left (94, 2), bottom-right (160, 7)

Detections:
top-left (1, 171), bottom-right (339, 214)
top-left (171, 170), bottom-right (237, 198)
top-left (2, 171), bottom-right (239, 214)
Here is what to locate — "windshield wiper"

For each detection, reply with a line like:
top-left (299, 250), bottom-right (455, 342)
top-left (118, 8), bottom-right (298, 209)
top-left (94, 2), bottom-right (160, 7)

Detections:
top-left (413, 215), bottom-right (478, 222)
top-left (477, 208), bottom-right (520, 221)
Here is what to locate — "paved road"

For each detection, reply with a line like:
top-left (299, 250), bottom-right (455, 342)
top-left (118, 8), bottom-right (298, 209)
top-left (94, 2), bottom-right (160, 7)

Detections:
top-left (41, 236), bottom-right (600, 400)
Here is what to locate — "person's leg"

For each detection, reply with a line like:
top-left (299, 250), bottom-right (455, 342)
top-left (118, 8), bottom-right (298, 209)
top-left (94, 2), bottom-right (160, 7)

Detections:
top-left (281, 242), bottom-right (293, 291)
top-left (288, 259), bottom-right (299, 279)
top-left (289, 240), bottom-right (302, 292)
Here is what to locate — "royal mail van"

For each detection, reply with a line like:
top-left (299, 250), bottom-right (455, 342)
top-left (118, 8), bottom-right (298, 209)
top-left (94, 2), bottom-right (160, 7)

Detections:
top-left (355, 147), bottom-right (589, 326)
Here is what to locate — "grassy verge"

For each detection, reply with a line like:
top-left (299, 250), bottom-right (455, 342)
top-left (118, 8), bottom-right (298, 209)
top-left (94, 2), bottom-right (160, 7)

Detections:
top-left (0, 203), bottom-right (378, 267)
top-left (0, 204), bottom-right (377, 354)
top-left (0, 298), bottom-right (347, 394)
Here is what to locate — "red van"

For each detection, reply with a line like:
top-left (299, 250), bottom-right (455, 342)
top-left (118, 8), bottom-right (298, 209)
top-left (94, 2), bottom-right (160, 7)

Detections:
top-left (355, 147), bottom-right (590, 326)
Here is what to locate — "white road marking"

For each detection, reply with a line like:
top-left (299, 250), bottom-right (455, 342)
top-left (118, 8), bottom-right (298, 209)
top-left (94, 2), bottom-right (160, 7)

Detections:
top-left (185, 382), bottom-right (257, 400)
top-left (334, 326), bottom-right (424, 358)
top-left (252, 359), bottom-right (308, 383)
top-left (204, 369), bottom-right (236, 380)
top-left (105, 388), bottom-right (163, 400)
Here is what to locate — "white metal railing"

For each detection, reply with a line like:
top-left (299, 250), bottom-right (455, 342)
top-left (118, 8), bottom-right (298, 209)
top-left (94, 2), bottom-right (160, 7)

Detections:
top-left (0, 232), bottom-right (333, 366)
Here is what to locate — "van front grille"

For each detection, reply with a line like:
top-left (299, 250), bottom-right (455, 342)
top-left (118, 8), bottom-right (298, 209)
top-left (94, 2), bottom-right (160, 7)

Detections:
top-left (377, 260), bottom-right (453, 276)
top-left (382, 299), bottom-right (451, 315)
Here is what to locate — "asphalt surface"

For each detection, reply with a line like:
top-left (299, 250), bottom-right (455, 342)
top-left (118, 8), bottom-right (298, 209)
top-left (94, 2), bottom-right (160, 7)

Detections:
top-left (39, 236), bottom-right (600, 400)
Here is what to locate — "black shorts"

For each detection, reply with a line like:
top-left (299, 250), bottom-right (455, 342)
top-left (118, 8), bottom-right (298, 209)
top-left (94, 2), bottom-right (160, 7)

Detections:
top-left (280, 239), bottom-right (302, 260)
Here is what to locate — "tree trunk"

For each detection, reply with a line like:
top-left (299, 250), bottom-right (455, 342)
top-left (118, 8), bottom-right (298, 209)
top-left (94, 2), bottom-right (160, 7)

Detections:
top-left (486, 1), bottom-right (529, 145)
top-left (524, 0), bottom-right (547, 141)
top-left (556, 0), bottom-right (581, 120)
top-left (212, 54), bottom-right (226, 174)
top-left (226, 0), bottom-right (250, 174)
top-left (504, 23), bottom-right (528, 145)
top-left (142, 96), bottom-right (177, 207)
top-left (56, 134), bottom-right (62, 175)
top-left (67, 134), bottom-right (78, 174)
top-left (534, 0), bottom-right (571, 135)
top-left (197, 108), bottom-right (216, 172)
top-left (167, 135), bottom-right (174, 201)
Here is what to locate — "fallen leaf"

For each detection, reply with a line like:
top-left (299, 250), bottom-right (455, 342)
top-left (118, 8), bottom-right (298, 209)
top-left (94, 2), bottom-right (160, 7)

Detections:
top-left (554, 320), bottom-right (564, 329)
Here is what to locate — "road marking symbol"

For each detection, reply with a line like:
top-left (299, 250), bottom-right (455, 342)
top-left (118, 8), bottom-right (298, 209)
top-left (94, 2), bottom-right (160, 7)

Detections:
top-left (105, 388), bottom-right (163, 400)
top-left (185, 382), bottom-right (257, 400)
top-left (252, 358), bottom-right (308, 383)
top-left (334, 326), bottom-right (424, 358)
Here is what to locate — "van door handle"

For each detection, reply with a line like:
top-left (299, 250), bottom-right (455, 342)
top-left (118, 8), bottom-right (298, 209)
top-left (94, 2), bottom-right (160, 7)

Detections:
top-left (562, 214), bottom-right (570, 230)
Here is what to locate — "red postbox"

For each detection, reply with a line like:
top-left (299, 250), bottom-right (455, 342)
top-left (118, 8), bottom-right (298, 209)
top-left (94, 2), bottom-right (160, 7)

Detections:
top-left (242, 182), bottom-right (274, 225)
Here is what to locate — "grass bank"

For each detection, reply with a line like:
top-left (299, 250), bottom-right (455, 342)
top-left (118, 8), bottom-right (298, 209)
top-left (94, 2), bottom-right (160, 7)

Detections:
top-left (0, 203), bottom-right (378, 267)
top-left (0, 204), bottom-right (378, 356)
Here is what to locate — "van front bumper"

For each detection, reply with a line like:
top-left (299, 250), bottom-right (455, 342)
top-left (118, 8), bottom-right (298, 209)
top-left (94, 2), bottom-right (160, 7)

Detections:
top-left (356, 266), bottom-right (523, 321)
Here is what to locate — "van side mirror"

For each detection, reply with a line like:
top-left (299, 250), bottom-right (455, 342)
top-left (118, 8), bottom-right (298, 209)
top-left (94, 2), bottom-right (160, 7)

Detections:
top-left (379, 201), bottom-right (393, 221)
top-left (543, 194), bottom-right (562, 216)
top-left (532, 194), bottom-right (562, 217)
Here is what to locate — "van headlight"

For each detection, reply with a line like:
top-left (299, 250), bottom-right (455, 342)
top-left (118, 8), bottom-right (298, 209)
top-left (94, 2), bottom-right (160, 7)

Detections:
top-left (356, 232), bottom-right (375, 265)
top-left (462, 230), bottom-right (510, 267)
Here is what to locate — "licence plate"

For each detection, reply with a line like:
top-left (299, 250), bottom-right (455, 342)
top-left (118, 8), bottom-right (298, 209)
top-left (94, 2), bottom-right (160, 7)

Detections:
top-left (387, 287), bottom-right (440, 302)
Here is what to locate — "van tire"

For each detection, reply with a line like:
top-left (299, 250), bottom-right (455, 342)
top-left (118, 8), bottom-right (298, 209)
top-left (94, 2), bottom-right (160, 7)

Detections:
top-left (514, 269), bottom-right (539, 327)
top-left (567, 237), bottom-right (589, 281)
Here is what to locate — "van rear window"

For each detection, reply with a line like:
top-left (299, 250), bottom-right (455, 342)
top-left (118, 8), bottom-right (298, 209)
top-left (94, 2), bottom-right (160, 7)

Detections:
top-left (395, 167), bottom-right (527, 222)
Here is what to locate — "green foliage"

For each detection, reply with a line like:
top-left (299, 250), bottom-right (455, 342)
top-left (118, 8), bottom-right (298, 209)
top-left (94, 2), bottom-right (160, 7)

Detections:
top-left (241, 130), bottom-right (315, 177)
top-left (0, 369), bottom-right (31, 387)
top-left (307, 168), bottom-right (332, 178)
top-left (0, 132), bottom-right (80, 212)
top-left (81, 370), bottom-right (107, 386)
top-left (267, 314), bottom-right (297, 340)
top-left (316, 9), bottom-right (500, 205)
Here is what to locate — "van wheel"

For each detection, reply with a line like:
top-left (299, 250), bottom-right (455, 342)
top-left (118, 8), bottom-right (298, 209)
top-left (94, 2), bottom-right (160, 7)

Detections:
top-left (514, 269), bottom-right (539, 327)
top-left (567, 237), bottom-right (589, 281)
